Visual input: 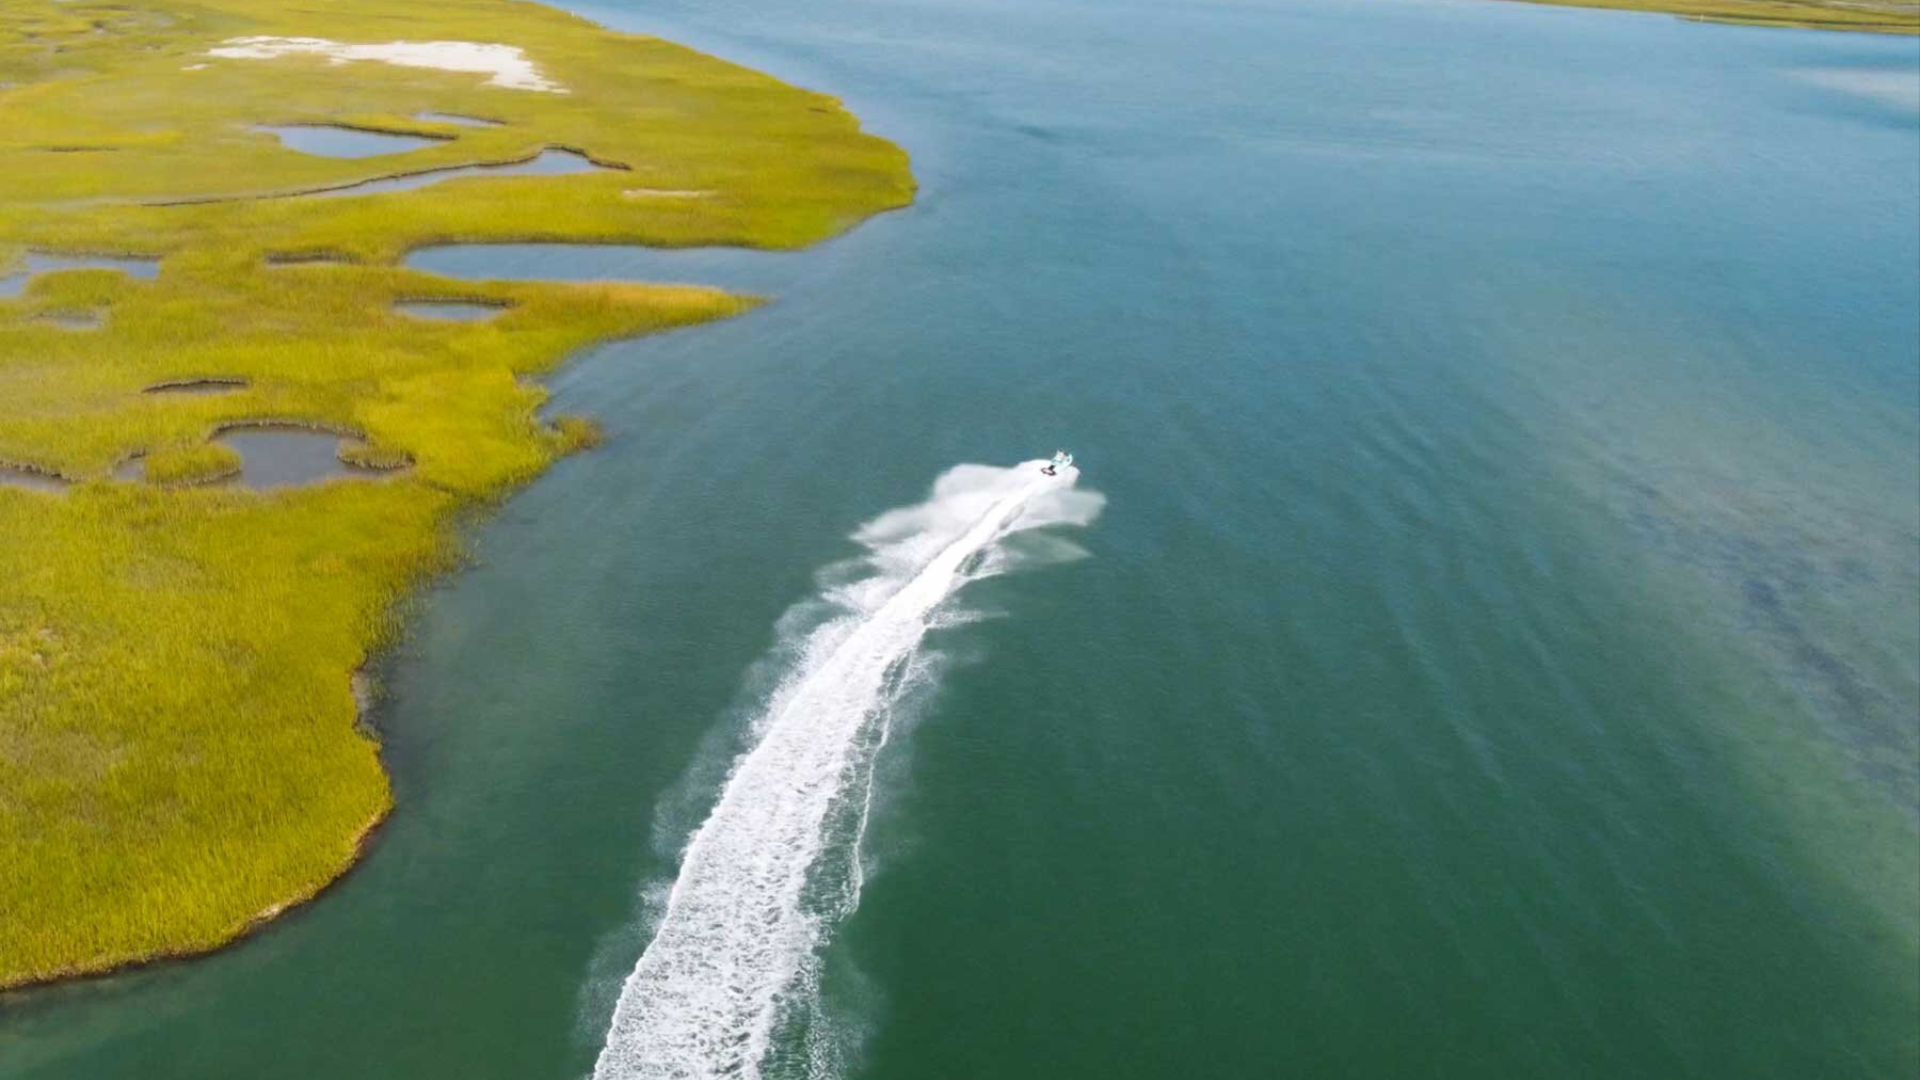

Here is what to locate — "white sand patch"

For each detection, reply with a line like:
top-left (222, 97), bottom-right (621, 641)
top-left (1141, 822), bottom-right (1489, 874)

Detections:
top-left (207, 37), bottom-right (566, 93)
top-left (181, 63), bottom-right (207, 71)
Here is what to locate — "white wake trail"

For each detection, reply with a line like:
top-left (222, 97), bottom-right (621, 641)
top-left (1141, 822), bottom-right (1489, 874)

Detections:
top-left (593, 461), bottom-right (1103, 1080)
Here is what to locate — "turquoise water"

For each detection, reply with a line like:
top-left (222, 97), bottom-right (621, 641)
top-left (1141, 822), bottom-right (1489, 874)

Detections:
top-left (2, 0), bottom-right (1917, 1077)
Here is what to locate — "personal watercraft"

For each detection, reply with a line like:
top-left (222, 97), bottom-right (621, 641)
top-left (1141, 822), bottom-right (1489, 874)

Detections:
top-left (1042, 449), bottom-right (1074, 476)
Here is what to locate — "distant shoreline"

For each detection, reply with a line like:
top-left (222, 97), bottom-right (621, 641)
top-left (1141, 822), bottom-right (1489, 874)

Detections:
top-left (1488, 0), bottom-right (1919, 34)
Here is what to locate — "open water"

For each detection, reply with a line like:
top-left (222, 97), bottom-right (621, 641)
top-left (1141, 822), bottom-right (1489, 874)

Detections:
top-left (2, 0), bottom-right (1916, 1077)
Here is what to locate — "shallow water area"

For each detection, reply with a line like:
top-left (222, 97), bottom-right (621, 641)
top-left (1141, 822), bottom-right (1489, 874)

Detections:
top-left (212, 428), bottom-right (388, 488)
top-left (0, 465), bottom-right (66, 494)
top-left (394, 300), bottom-right (506, 322)
top-left (0, 254), bottom-right (158, 299)
top-left (252, 124), bottom-right (445, 158)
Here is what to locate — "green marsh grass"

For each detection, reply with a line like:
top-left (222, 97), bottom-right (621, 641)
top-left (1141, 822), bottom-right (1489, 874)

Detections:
top-left (141, 443), bottom-right (241, 485)
top-left (0, 0), bottom-right (911, 988)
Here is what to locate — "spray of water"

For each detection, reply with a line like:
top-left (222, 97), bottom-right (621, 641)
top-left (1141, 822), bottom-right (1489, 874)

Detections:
top-left (592, 460), bottom-right (1104, 1080)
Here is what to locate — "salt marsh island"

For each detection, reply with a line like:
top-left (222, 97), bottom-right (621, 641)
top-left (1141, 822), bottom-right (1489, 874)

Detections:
top-left (0, 0), bottom-right (911, 989)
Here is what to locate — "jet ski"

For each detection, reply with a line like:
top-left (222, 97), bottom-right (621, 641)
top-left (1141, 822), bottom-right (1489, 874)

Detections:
top-left (1042, 449), bottom-right (1074, 476)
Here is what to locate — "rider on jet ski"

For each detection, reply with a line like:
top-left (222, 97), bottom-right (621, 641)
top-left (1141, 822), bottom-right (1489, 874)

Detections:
top-left (1042, 449), bottom-right (1074, 476)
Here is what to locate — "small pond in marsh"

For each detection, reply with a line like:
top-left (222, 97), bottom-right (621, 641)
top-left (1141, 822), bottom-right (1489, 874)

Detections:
top-left (0, 254), bottom-right (159, 299)
top-left (214, 428), bottom-right (393, 489)
top-left (116, 429), bottom-right (403, 489)
top-left (0, 465), bottom-right (65, 494)
top-left (253, 124), bottom-right (445, 158)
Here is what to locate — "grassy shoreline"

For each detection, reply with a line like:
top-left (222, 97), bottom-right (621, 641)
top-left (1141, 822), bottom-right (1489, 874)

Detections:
top-left (1487, 0), bottom-right (1920, 33)
top-left (0, 0), bottom-right (911, 990)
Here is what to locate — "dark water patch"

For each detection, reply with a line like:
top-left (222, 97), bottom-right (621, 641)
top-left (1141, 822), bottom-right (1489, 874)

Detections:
top-left (0, 253), bottom-right (159, 299)
top-left (144, 377), bottom-right (247, 395)
top-left (1620, 477), bottom-right (1916, 812)
top-left (414, 112), bottom-right (502, 127)
top-left (394, 300), bottom-right (508, 322)
top-left (1742, 576), bottom-right (1782, 614)
top-left (403, 240), bottom-right (802, 294)
top-left (212, 426), bottom-right (405, 489)
top-left (0, 464), bottom-right (66, 494)
top-left (251, 124), bottom-right (446, 159)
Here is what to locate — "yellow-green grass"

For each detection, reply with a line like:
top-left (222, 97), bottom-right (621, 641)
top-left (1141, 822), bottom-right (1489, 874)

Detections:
top-left (1487, 0), bottom-right (1918, 33)
top-left (0, 0), bottom-right (911, 988)
top-left (141, 442), bottom-right (241, 485)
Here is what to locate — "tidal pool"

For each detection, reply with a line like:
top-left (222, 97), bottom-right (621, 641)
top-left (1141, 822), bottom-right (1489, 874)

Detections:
top-left (0, 253), bottom-right (159, 298)
top-left (116, 428), bottom-right (403, 489)
top-left (252, 124), bottom-right (445, 158)
top-left (212, 428), bottom-right (393, 489)
top-left (0, 465), bottom-right (65, 494)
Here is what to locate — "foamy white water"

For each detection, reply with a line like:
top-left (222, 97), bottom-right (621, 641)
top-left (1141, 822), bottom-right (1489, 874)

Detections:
top-left (593, 461), bottom-right (1102, 1080)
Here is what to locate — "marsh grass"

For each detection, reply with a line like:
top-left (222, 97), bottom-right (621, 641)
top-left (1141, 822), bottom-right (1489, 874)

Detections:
top-left (549, 415), bottom-right (604, 452)
top-left (0, 0), bottom-right (910, 989)
top-left (337, 441), bottom-right (412, 471)
top-left (142, 442), bottom-right (241, 485)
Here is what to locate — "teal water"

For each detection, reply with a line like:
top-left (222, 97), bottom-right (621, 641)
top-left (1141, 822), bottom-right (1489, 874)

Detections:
top-left (2, 0), bottom-right (1916, 1077)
